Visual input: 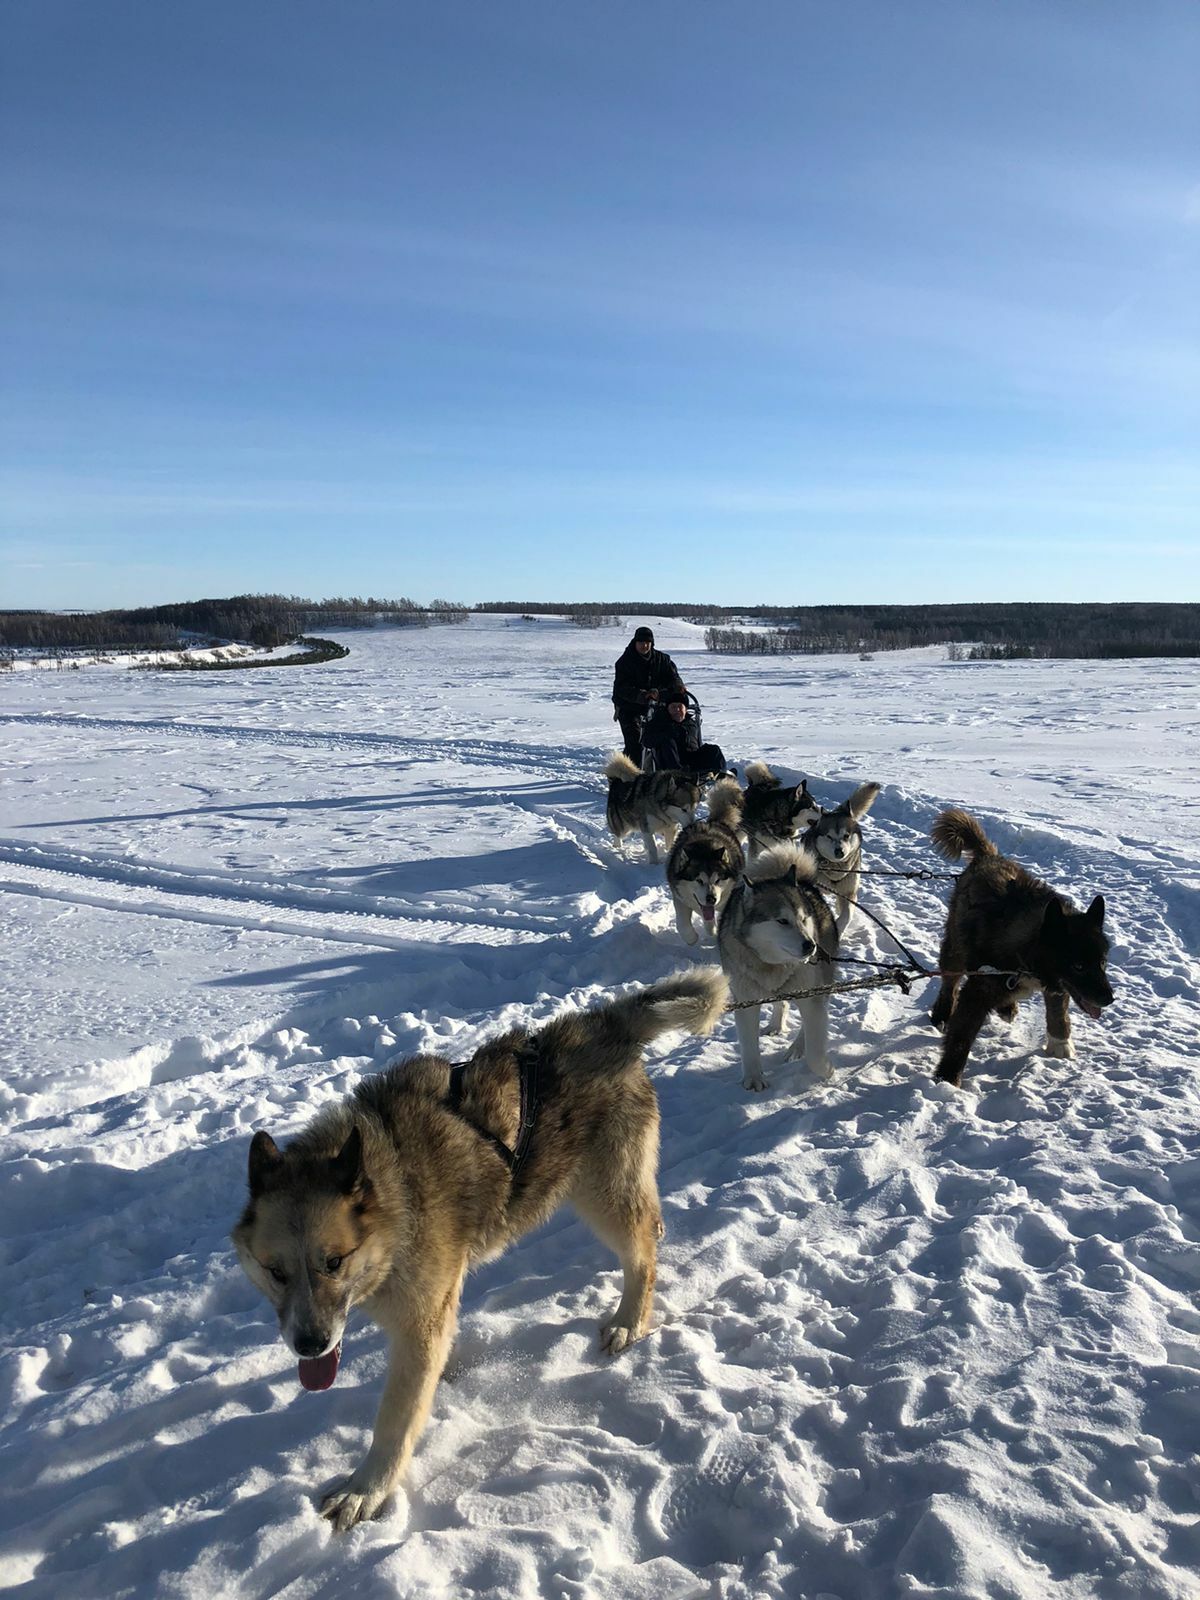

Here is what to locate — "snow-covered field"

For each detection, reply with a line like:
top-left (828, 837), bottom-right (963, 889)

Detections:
top-left (2, 614), bottom-right (1198, 1600)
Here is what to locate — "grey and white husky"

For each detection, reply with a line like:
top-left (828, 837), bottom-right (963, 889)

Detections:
top-left (717, 843), bottom-right (840, 1092)
top-left (741, 761), bottom-right (820, 859)
top-left (604, 752), bottom-right (704, 864)
top-left (666, 777), bottom-right (745, 945)
top-left (802, 782), bottom-right (881, 936)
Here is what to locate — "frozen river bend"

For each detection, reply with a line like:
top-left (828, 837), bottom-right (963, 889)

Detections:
top-left (2, 615), bottom-right (1199, 1599)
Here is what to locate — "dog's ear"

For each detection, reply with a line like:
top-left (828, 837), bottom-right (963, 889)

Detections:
top-left (330, 1126), bottom-right (366, 1195)
top-left (1041, 899), bottom-right (1066, 932)
top-left (248, 1130), bottom-right (283, 1197)
top-left (848, 782), bottom-right (880, 820)
top-left (1085, 894), bottom-right (1106, 925)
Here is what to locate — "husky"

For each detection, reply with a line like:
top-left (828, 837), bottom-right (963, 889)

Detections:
top-left (802, 782), bottom-right (881, 936)
top-left (928, 809), bottom-right (1113, 1087)
top-left (741, 760), bottom-right (820, 859)
top-left (666, 777), bottom-right (745, 945)
top-left (604, 751), bottom-right (704, 863)
top-left (717, 843), bottom-right (839, 1092)
top-left (232, 969), bottom-right (728, 1531)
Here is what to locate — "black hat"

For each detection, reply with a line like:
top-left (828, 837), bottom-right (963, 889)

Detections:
top-left (633, 626), bottom-right (654, 644)
top-left (666, 685), bottom-right (688, 706)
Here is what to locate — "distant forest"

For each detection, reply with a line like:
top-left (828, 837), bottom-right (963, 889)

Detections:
top-left (0, 595), bottom-right (469, 651)
top-left (483, 602), bottom-right (1200, 658)
top-left (5, 598), bottom-right (1199, 659)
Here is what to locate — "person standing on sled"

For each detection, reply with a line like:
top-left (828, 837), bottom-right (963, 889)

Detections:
top-left (642, 685), bottom-right (729, 778)
top-left (611, 625), bottom-right (684, 764)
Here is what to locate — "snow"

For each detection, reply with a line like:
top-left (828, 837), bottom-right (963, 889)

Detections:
top-left (1, 613), bottom-right (1198, 1599)
top-left (3, 642), bottom-right (274, 672)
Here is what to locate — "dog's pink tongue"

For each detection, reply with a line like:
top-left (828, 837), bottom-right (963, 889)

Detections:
top-left (701, 902), bottom-right (716, 924)
top-left (298, 1344), bottom-right (341, 1392)
top-left (1079, 999), bottom-right (1103, 1020)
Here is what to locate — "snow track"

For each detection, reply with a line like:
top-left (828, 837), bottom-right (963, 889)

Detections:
top-left (2, 621), bottom-right (1199, 1600)
top-left (0, 839), bottom-right (560, 946)
top-left (0, 711), bottom-right (604, 785)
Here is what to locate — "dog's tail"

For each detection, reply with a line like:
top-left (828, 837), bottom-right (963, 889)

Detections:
top-left (604, 751), bottom-right (642, 784)
top-left (539, 970), bottom-right (729, 1070)
top-left (931, 807), bottom-right (996, 861)
top-left (706, 776), bottom-right (743, 831)
top-left (608, 969), bottom-right (729, 1043)
top-left (743, 759), bottom-right (779, 789)
top-left (746, 841), bottom-right (820, 885)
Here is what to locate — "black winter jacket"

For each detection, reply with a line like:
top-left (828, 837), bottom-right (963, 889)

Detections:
top-left (611, 644), bottom-right (683, 718)
top-left (642, 708), bottom-right (700, 769)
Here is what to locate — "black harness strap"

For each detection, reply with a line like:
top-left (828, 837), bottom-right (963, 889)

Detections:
top-left (445, 1044), bottom-right (542, 1181)
top-left (508, 1043), bottom-right (542, 1176)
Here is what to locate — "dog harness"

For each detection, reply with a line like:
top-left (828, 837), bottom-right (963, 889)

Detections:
top-left (817, 853), bottom-right (859, 886)
top-left (445, 1042), bottom-right (541, 1179)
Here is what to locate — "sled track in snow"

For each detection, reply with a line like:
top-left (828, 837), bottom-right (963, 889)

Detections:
top-left (0, 840), bottom-right (558, 948)
top-left (0, 713), bottom-right (604, 783)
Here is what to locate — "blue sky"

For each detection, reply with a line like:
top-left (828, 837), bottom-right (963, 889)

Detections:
top-left (2, 1), bottom-right (1197, 608)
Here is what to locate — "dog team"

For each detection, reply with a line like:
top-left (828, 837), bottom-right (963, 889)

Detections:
top-left (232, 630), bottom-right (1113, 1529)
top-left (603, 750), bottom-right (1111, 1093)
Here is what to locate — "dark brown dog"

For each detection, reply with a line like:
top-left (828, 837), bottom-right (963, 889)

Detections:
top-left (929, 809), bottom-right (1113, 1086)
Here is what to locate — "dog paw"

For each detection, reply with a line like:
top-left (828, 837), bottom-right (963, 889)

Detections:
top-left (680, 928), bottom-right (699, 947)
top-left (742, 1072), bottom-right (769, 1092)
top-left (600, 1319), bottom-right (641, 1355)
top-left (320, 1473), bottom-right (391, 1532)
top-left (807, 1060), bottom-right (834, 1082)
top-left (1043, 1035), bottom-right (1075, 1060)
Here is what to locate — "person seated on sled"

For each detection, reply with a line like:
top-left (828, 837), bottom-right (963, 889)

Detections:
top-left (642, 686), bottom-right (728, 778)
top-left (611, 625), bottom-right (684, 763)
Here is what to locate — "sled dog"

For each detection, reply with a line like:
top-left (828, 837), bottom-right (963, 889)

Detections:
top-left (666, 777), bottom-right (745, 945)
top-left (929, 809), bottom-right (1113, 1086)
top-left (232, 969), bottom-right (728, 1530)
top-left (604, 751), bottom-right (704, 863)
top-left (802, 782), bottom-right (881, 935)
top-left (741, 761), bottom-right (820, 859)
top-left (717, 842), bottom-right (839, 1091)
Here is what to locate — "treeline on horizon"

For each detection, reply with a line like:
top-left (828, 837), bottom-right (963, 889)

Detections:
top-left (0, 595), bottom-right (469, 651)
top-left (5, 597), bottom-right (1199, 659)
top-left (484, 601), bottom-right (1200, 658)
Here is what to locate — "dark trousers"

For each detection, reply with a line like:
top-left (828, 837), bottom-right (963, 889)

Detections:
top-left (617, 712), bottom-right (644, 762)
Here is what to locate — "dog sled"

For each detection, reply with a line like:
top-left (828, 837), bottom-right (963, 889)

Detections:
top-left (640, 690), bottom-right (705, 774)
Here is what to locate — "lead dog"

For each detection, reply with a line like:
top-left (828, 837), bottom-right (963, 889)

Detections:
top-left (231, 970), bottom-right (728, 1530)
top-left (604, 751), bottom-right (704, 863)
top-left (929, 808), bottom-right (1113, 1086)
top-left (717, 842), bottom-right (839, 1091)
top-left (666, 776), bottom-right (745, 944)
